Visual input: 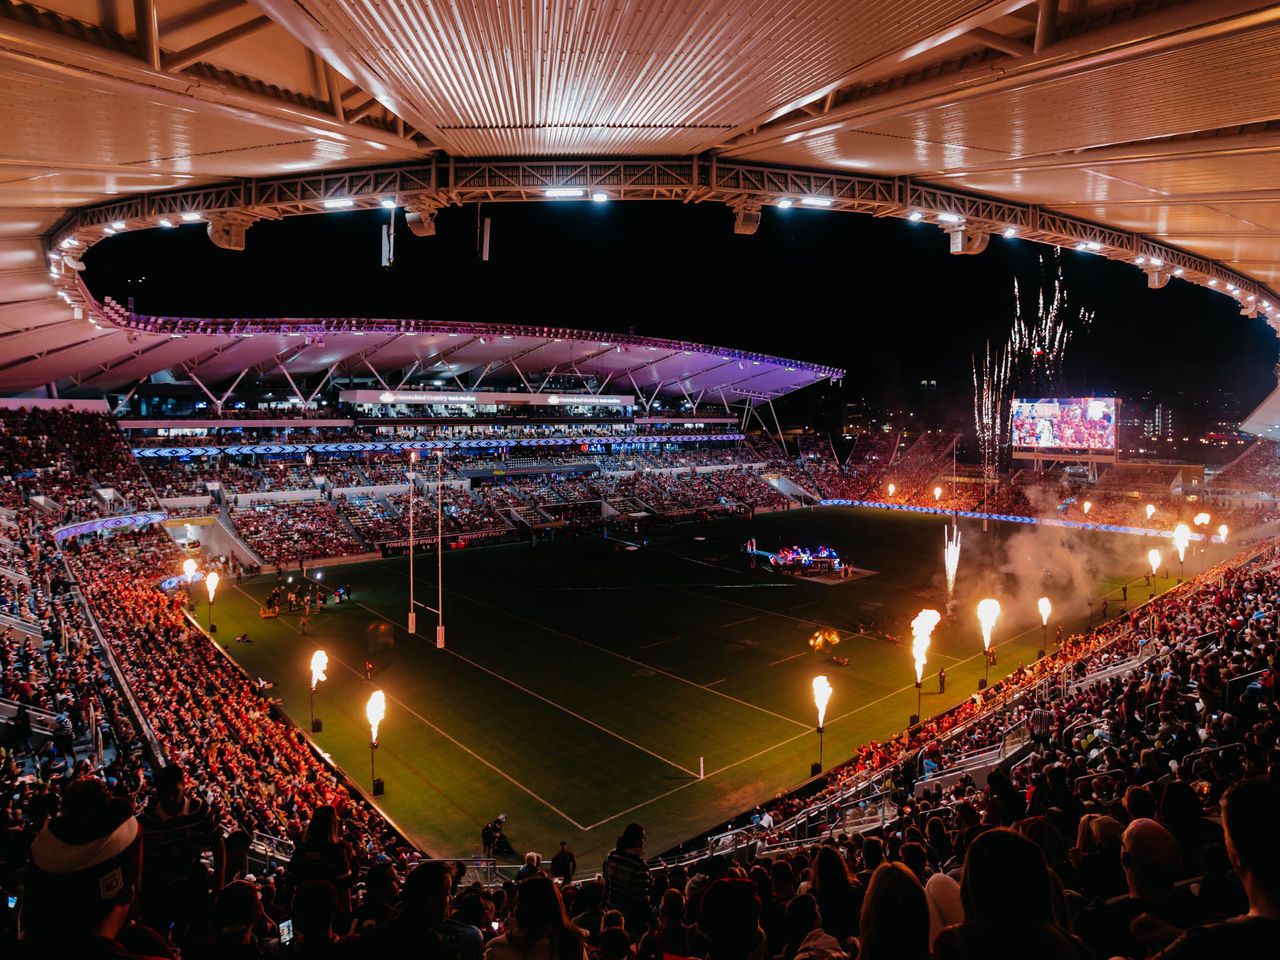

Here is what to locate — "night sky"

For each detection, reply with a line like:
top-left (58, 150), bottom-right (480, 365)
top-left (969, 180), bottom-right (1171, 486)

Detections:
top-left (82, 201), bottom-right (1279, 432)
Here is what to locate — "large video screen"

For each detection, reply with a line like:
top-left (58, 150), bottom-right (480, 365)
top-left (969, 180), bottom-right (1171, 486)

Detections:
top-left (1010, 397), bottom-right (1117, 450)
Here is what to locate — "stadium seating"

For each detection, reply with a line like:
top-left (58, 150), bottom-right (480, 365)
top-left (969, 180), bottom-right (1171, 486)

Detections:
top-left (3, 406), bottom-right (1278, 960)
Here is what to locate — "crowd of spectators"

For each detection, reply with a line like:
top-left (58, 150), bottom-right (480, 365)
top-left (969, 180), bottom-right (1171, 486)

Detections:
top-left (229, 499), bottom-right (364, 562)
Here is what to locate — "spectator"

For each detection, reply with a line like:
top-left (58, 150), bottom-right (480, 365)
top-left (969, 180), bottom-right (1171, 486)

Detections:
top-left (287, 879), bottom-right (345, 957)
top-left (933, 828), bottom-right (1092, 960)
top-left (550, 841), bottom-right (576, 884)
top-left (485, 876), bottom-right (586, 960)
top-left (810, 845), bottom-right (862, 942)
top-left (288, 806), bottom-right (358, 913)
top-left (1073, 818), bottom-right (1187, 960)
top-left (186, 880), bottom-right (264, 960)
top-left (602, 823), bottom-right (650, 934)
top-left (1151, 780), bottom-right (1280, 957)
top-left (696, 879), bottom-right (763, 960)
top-left (857, 862), bottom-right (928, 960)
top-left (138, 764), bottom-right (224, 939)
top-left (19, 777), bottom-right (155, 957)
top-left (370, 860), bottom-right (482, 960)
top-left (638, 888), bottom-right (693, 959)
top-left (780, 893), bottom-right (843, 960)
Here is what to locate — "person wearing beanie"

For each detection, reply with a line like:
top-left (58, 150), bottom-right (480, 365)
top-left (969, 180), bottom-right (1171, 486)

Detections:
top-left (20, 777), bottom-right (165, 958)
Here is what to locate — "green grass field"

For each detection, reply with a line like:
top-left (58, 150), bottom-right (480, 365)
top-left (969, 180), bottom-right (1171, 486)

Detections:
top-left (203, 506), bottom-right (1223, 866)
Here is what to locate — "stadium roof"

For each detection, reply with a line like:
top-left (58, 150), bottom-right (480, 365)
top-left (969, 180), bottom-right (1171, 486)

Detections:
top-left (5, 0), bottom-right (1280, 397)
top-left (0, 282), bottom-right (842, 402)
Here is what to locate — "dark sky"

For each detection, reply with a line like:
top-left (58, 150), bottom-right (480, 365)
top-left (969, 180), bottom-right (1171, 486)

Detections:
top-left (82, 201), bottom-right (1278, 428)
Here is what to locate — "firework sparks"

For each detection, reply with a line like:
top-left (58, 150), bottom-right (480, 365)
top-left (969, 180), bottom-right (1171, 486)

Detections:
top-left (366, 690), bottom-right (386, 744)
top-left (1148, 549), bottom-right (1161, 576)
top-left (977, 598), bottom-right (1000, 652)
top-left (943, 523), bottom-right (962, 599)
top-left (808, 628), bottom-right (841, 652)
top-left (812, 676), bottom-right (833, 728)
top-left (1173, 523), bottom-right (1191, 562)
top-left (310, 650), bottom-right (328, 691)
top-left (972, 341), bottom-right (1011, 485)
top-left (911, 609), bottom-right (941, 685)
top-left (1038, 597), bottom-right (1051, 625)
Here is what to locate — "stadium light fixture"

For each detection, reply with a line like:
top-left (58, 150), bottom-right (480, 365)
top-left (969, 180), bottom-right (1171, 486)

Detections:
top-left (1134, 256), bottom-right (1145, 264)
top-left (1150, 258), bottom-right (1163, 266)
top-left (158, 218), bottom-right (173, 228)
top-left (908, 211), bottom-right (923, 221)
top-left (1086, 241), bottom-right (1102, 251)
top-left (545, 188), bottom-right (585, 198)
top-left (1209, 279), bottom-right (1218, 286)
top-left (800, 196), bottom-right (833, 207)
top-left (380, 198), bottom-right (396, 208)
top-left (937, 213), bottom-right (963, 224)
top-left (323, 198), bottom-right (355, 209)
top-left (1173, 268), bottom-right (1184, 276)
top-left (1074, 242), bottom-right (1087, 250)
top-left (1247, 294), bottom-right (1256, 302)
top-left (591, 191), bottom-right (608, 202)
top-left (103, 227), bottom-right (115, 235)
top-left (181, 212), bottom-right (201, 222)
top-left (1002, 227), bottom-right (1017, 238)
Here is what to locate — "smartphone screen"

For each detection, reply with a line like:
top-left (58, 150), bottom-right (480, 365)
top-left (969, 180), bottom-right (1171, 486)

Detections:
top-left (280, 919), bottom-right (293, 944)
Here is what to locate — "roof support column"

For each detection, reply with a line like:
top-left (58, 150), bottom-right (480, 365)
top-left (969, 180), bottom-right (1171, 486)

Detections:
top-left (185, 366), bottom-right (220, 409)
top-left (133, 0), bottom-right (161, 71)
top-left (395, 360), bottom-right (421, 389)
top-left (1035, 0), bottom-right (1059, 53)
top-left (362, 359), bottom-right (390, 391)
top-left (217, 369), bottom-right (249, 412)
top-left (277, 361), bottom-right (307, 405)
top-left (307, 363), bottom-right (338, 403)
top-left (767, 399), bottom-right (787, 456)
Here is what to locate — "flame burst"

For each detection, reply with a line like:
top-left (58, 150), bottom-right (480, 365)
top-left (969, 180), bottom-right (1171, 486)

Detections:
top-left (206, 571), bottom-right (219, 602)
top-left (977, 598), bottom-right (1000, 652)
top-left (911, 609), bottom-right (941, 684)
top-left (888, 483), bottom-right (896, 496)
top-left (182, 558), bottom-right (196, 579)
top-left (310, 650), bottom-right (328, 691)
top-left (808, 628), bottom-right (841, 652)
top-left (367, 689), bottom-right (386, 744)
top-left (1218, 524), bottom-right (1229, 541)
top-left (943, 523), bottom-right (962, 599)
top-left (1173, 523), bottom-right (1191, 562)
top-left (1148, 549), bottom-right (1161, 575)
top-left (1194, 512), bottom-right (1210, 526)
top-left (812, 675), bottom-right (833, 728)
top-left (1145, 504), bottom-right (1156, 520)
top-left (933, 486), bottom-right (942, 501)
top-left (1083, 500), bottom-right (1092, 515)
top-left (1038, 597), bottom-right (1051, 625)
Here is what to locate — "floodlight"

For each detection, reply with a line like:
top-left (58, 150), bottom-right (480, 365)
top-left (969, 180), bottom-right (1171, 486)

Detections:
top-left (545, 188), bottom-right (585, 198)
top-left (323, 198), bottom-right (355, 209)
top-left (800, 196), bottom-right (832, 207)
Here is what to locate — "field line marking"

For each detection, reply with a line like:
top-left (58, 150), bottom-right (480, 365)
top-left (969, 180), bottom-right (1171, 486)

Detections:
top-left (706, 678), bottom-right (726, 687)
top-left (437, 644), bottom-right (698, 778)
top-left (720, 616), bottom-right (757, 628)
top-left (770, 651), bottom-right (807, 665)
top-left (639, 637), bottom-right (679, 649)
top-left (412, 575), bottom-right (811, 730)
top-left (266, 578), bottom-right (590, 831)
top-left (327, 652), bottom-right (589, 831)
top-left (301, 581), bottom-right (698, 781)
top-left (791, 601), bottom-right (819, 609)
